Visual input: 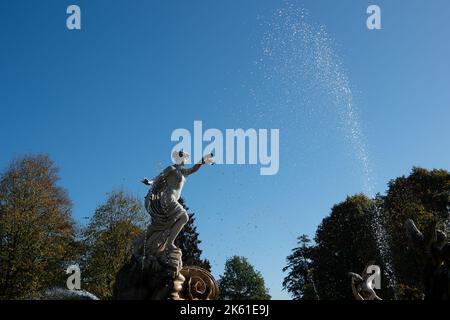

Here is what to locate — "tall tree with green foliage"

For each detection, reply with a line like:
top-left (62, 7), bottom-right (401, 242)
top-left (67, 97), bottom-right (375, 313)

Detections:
top-left (284, 167), bottom-right (449, 300)
top-left (81, 190), bottom-right (147, 299)
top-left (282, 235), bottom-right (319, 300)
top-left (311, 194), bottom-right (387, 300)
top-left (219, 256), bottom-right (271, 300)
top-left (176, 198), bottom-right (211, 271)
top-left (0, 154), bottom-right (77, 299)
top-left (383, 167), bottom-right (450, 299)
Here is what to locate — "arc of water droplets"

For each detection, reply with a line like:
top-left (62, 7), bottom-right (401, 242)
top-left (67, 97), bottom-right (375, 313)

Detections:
top-left (260, 1), bottom-right (397, 297)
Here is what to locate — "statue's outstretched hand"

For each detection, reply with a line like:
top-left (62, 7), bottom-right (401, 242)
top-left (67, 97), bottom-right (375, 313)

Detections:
top-left (141, 178), bottom-right (153, 186)
top-left (202, 153), bottom-right (215, 165)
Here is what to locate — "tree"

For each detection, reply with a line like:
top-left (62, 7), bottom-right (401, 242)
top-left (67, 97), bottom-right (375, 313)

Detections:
top-left (176, 198), bottom-right (211, 271)
top-left (284, 167), bottom-right (449, 300)
top-left (282, 235), bottom-right (319, 300)
top-left (81, 190), bottom-right (147, 299)
top-left (219, 256), bottom-right (271, 300)
top-left (312, 194), bottom-right (386, 300)
top-left (0, 154), bottom-right (76, 299)
top-left (383, 167), bottom-right (450, 299)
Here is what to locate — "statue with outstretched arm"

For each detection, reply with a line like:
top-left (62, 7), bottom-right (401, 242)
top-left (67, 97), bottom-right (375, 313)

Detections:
top-left (113, 151), bottom-right (218, 300)
top-left (141, 151), bottom-right (214, 252)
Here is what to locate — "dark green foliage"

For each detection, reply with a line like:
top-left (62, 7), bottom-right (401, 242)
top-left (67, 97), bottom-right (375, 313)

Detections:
top-left (176, 198), bottom-right (211, 271)
top-left (219, 255), bottom-right (271, 300)
top-left (284, 167), bottom-right (449, 300)
top-left (282, 235), bottom-right (319, 300)
top-left (312, 194), bottom-right (384, 299)
top-left (383, 167), bottom-right (450, 299)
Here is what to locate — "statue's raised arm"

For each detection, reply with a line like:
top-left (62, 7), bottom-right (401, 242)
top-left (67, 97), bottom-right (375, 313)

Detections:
top-left (180, 152), bottom-right (214, 176)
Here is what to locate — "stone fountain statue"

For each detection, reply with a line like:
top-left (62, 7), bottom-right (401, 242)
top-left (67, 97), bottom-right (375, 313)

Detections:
top-left (113, 151), bottom-right (219, 300)
top-left (405, 218), bottom-right (449, 300)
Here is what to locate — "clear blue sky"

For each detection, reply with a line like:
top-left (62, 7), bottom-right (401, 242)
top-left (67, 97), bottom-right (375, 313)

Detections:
top-left (1, 0), bottom-right (449, 299)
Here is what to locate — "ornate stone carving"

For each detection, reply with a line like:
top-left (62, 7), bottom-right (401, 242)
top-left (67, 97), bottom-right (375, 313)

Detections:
top-left (179, 266), bottom-right (220, 300)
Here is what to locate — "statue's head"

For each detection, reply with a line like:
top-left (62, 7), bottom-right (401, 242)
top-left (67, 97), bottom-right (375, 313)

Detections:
top-left (172, 150), bottom-right (190, 165)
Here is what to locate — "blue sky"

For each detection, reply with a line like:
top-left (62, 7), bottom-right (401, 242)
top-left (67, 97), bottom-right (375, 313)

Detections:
top-left (1, 0), bottom-right (449, 299)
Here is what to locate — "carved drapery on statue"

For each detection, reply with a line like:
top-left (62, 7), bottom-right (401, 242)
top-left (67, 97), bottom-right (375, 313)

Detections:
top-left (137, 178), bottom-right (187, 274)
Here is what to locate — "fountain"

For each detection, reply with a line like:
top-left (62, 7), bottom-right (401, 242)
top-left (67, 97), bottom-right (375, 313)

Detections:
top-left (259, 1), bottom-right (398, 296)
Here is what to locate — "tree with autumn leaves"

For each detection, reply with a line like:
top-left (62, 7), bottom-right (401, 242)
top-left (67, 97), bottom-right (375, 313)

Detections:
top-left (0, 155), bottom-right (77, 299)
top-left (80, 190), bottom-right (148, 299)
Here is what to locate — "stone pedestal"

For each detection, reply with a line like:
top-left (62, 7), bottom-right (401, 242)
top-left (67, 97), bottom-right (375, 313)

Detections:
top-left (113, 249), bottom-right (219, 300)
